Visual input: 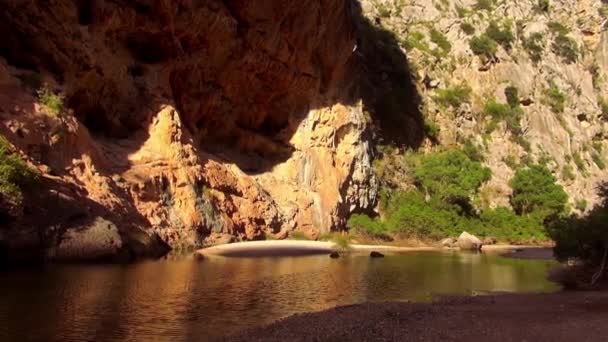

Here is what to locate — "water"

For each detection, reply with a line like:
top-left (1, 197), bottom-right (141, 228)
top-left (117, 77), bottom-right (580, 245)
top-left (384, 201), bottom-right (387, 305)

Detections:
top-left (0, 251), bottom-right (559, 341)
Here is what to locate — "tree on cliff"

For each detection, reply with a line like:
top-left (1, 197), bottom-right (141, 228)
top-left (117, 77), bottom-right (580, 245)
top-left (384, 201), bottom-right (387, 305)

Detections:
top-left (510, 165), bottom-right (568, 217)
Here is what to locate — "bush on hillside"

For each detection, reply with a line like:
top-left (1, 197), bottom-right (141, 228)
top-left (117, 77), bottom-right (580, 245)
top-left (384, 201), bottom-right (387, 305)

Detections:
top-left (552, 34), bottom-right (579, 64)
top-left (0, 136), bottom-right (39, 204)
top-left (424, 119), bottom-right (440, 141)
top-left (505, 86), bottom-right (520, 108)
top-left (414, 149), bottom-right (491, 202)
top-left (37, 86), bottom-right (64, 116)
top-left (469, 34), bottom-right (498, 59)
top-left (434, 84), bottom-right (472, 108)
top-left (474, 0), bottom-right (495, 11)
top-left (544, 83), bottom-right (566, 113)
top-left (430, 28), bottom-right (451, 56)
top-left (535, 0), bottom-right (550, 12)
top-left (460, 22), bottom-right (475, 35)
top-left (522, 32), bottom-right (546, 63)
top-left (510, 164), bottom-right (568, 216)
top-left (485, 21), bottom-right (514, 50)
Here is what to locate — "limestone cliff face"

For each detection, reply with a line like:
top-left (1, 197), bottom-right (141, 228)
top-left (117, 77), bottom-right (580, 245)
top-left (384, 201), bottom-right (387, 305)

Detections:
top-left (0, 0), bottom-right (377, 260)
top-left (363, 0), bottom-right (608, 211)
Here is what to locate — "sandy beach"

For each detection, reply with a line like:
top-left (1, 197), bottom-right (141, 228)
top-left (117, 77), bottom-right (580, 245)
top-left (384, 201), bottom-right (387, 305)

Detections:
top-left (197, 240), bottom-right (545, 257)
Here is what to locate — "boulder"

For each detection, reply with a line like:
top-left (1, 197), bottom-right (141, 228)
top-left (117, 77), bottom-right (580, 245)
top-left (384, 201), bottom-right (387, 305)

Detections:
top-left (49, 217), bottom-right (126, 261)
top-left (456, 232), bottom-right (483, 251)
top-left (370, 251), bottom-right (385, 258)
top-left (440, 238), bottom-right (456, 248)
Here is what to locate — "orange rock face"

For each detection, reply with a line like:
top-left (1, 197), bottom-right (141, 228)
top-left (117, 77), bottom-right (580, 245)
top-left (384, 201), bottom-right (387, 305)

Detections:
top-left (0, 0), bottom-right (377, 260)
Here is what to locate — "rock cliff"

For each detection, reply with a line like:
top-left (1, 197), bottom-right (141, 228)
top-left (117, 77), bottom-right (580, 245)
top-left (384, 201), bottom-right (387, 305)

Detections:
top-left (0, 0), bottom-right (380, 261)
top-left (364, 0), bottom-right (608, 211)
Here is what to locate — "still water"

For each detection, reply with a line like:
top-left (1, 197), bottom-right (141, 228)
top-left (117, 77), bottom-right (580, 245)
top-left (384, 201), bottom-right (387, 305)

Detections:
top-left (0, 251), bottom-right (559, 341)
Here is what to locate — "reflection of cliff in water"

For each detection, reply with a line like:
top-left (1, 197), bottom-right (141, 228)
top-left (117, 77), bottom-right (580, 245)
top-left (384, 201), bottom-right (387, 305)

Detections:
top-left (0, 252), bottom-right (558, 340)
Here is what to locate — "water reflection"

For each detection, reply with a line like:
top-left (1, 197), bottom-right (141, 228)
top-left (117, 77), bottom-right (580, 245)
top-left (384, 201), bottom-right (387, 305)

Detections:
top-left (0, 251), bottom-right (559, 341)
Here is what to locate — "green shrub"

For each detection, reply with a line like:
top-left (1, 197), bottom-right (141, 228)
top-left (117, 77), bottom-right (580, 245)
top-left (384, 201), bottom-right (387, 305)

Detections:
top-left (575, 199), bottom-right (588, 211)
top-left (483, 99), bottom-right (524, 137)
top-left (430, 28), bottom-right (451, 55)
top-left (544, 83), bottom-right (566, 113)
top-left (598, 97), bottom-right (608, 121)
top-left (484, 99), bottom-right (512, 119)
top-left (460, 22), bottom-right (475, 35)
top-left (522, 32), bottom-right (546, 63)
top-left (535, 0), bottom-right (550, 12)
top-left (404, 31), bottom-right (430, 53)
top-left (503, 155), bottom-right (519, 169)
top-left (348, 213), bottom-right (385, 235)
top-left (424, 119), bottom-right (440, 140)
top-left (552, 34), bottom-right (579, 64)
top-left (548, 21), bottom-right (570, 35)
top-left (562, 164), bottom-right (576, 181)
top-left (456, 5), bottom-right (471, 18)
top-left (463, 139), bottom-right (485, 162)
top-left (480, 207), bottom-right (547, 241)
top-left (505, 86), bottom-right (520, 108)
top-left (513, 135), bottom-right (531, 152)
top-left (373, 191), bottom-right (483, 239)
top-left (469, 34), bottom-right (498, 58)
top-left (485, 21), bottom-right (514, 50)
top-left (414, 149), bottom-right (491, 202)
top-left (0, 136), bottom-right (39, 203)
top-left (573, 152), bottom-right (586, 172)
top-left (376, 3), bottom-right (392, 18)
top-left (37, 86), bottom-right (64, 116)
top-left (434, 84), bottom-right (472, 108)
top-left (474, 0), bottom-right (495, 11)
top-left (592, 153), bottom-right (606, 170)
top-left (547, 184), bottom-right (608, 266)
top-left (319, 232), bottom-right (352, 251)
top-left (510, 164), bottom-right (568, 216)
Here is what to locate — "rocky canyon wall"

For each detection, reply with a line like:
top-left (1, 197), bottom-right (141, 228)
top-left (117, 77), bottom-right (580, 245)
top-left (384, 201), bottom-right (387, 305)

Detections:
top-left (0, 0), bottom-right (382, 261)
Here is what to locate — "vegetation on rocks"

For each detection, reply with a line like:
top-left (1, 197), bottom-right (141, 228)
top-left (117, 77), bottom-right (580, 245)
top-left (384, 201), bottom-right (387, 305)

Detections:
top-left (434, 84), bottom-right (472, 108)
top-left (349, 149), bottom-right (566, 243)
top-left (37, 86), bottom-right (64, 116)
top-left (510, 165), bottom-right (568, 217)
top-left (469, 34), bottom-right (498, 59)
top-left (548, 184), bottom-right (608, 277)
top-left (0, 136), bottom-right (39, 204)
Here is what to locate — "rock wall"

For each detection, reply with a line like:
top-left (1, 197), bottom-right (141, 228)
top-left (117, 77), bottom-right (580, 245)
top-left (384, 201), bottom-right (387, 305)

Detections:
top-left (363, 0), bottom-right (608, 211)
top-left (0, 0), bottom-right (378, 261)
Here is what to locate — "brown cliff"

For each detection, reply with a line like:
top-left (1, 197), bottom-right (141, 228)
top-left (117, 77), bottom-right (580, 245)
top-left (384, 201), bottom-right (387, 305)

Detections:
top-left (0, 1), bottom-right (400, 261)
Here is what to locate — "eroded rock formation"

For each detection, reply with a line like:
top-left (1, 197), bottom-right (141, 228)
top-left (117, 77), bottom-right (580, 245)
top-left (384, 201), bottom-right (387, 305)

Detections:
top-left (0, 0), bottom-right (379, 261)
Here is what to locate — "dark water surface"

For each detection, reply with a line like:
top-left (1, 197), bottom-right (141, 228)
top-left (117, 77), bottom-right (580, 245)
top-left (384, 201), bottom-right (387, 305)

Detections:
top-left (0, 251), bottom-right (559, 341)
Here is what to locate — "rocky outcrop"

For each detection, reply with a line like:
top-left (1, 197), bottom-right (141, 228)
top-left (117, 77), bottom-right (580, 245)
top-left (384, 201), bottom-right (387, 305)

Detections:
top-left (362, 0), bottom-right (608, 211)
top-left (0, 1), bottom-right (380, 261)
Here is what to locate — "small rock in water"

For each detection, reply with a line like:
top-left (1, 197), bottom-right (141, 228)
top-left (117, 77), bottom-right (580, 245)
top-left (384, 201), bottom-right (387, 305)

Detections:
top-left (329, 252), bottom-right (340, 258)
top-left (370, 251), bottom-right (384, 258)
